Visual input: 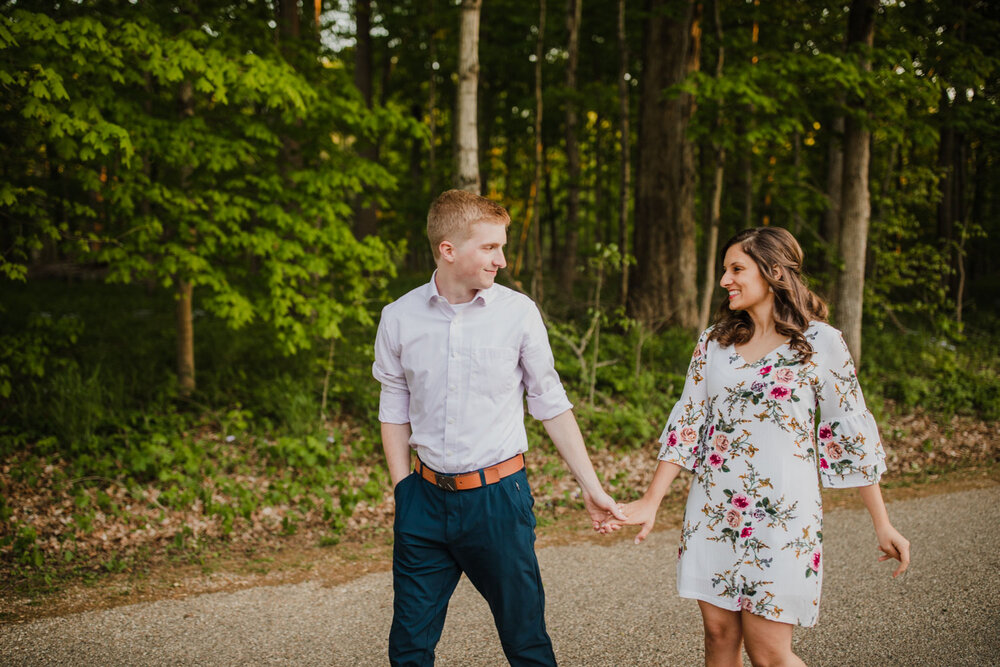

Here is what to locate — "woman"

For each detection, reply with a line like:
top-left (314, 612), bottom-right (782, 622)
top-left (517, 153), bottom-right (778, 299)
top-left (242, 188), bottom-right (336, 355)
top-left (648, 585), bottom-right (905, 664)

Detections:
top-left (610, 227), bottom-right (910, 666)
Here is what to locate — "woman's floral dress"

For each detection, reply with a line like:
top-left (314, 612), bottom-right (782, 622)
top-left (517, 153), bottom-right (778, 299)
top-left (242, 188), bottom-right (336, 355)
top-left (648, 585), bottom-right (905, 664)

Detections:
top-left (659, 321), bottom-right (886, 627)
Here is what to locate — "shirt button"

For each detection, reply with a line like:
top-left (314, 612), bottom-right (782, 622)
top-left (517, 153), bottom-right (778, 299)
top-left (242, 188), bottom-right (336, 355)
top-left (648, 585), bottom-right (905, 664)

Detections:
top-left (447, 417), bottom-right (455, 424)
top-left (449, 384), bottom-right (456, 391)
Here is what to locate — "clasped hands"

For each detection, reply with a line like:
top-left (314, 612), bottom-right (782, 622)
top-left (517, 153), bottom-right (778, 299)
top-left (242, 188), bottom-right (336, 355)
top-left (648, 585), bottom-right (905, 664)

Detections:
top-left (583, 490), bottom-right (661, 545)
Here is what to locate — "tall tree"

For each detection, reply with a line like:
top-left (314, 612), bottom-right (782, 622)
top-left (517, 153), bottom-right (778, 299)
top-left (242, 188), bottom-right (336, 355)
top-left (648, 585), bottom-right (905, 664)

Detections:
top-left (354, 0), bottom-right (379, 237)
top-left (532, 0), bottom-right (547, 303)
top-left (455, 0), bottom-right (482, 193)
top-left (834, 0), bottom-right (877, 363)
top-left (630, 0), bottom-right (700, 329)
top-left (698, 0), bottom-right (725, 331)
top-left (560, 0), bottom-right (583, 292)
top-left (616, 0), bottom-right (631, 308)
top-left (822, 113), bottom-right (845, 272)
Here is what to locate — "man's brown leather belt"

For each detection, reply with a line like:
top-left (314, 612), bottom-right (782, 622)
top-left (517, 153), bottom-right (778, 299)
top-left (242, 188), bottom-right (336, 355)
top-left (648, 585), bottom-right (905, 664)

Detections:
top-left (415, 453), bottom-right (525, 492)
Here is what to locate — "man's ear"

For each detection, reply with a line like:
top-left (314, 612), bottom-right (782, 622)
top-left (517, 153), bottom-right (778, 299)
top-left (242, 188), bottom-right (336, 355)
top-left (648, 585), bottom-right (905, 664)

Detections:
top-left (439, 240), bottom-right (456, 263)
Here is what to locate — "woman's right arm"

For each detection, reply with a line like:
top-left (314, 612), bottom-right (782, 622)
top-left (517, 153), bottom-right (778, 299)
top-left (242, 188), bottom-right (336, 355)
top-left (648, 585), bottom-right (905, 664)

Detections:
top-left (608, 460), bottom-right (683, 543)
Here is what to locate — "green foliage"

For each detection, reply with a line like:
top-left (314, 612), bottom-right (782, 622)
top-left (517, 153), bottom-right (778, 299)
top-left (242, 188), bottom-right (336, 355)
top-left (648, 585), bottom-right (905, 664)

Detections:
top-left (862, 326), bottom-right (1000, 420)
top-left (0, 7), bottom-right (418, 357)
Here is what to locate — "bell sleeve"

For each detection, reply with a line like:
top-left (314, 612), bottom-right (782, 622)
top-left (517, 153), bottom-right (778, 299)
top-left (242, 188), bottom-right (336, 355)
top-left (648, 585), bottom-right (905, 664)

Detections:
top-left (814, 326), bottom-right (887, 488)
top-left (657, 328), bottom-right (712, 471)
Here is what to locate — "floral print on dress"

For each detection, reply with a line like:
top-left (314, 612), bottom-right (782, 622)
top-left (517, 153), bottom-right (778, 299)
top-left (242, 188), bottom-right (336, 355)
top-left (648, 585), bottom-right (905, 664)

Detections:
top-left (657, 322), bottom-right (885, 627)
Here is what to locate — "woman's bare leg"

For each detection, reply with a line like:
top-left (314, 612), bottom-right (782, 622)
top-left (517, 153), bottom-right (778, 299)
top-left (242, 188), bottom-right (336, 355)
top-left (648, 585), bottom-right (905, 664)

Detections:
top-left (698, 600), bottom-right (744, 667)
top-left (740, 611), bottom-right (805, 667)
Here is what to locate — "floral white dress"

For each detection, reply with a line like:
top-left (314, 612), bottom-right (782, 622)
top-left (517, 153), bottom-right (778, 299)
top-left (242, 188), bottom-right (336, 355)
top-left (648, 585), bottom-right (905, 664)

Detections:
top-left (658, 321), bottom-right (886, 627)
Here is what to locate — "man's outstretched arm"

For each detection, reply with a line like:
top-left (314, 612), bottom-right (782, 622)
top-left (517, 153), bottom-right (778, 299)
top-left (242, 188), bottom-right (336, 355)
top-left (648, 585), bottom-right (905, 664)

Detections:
top-left (542, 410), bottom-right (627, 529)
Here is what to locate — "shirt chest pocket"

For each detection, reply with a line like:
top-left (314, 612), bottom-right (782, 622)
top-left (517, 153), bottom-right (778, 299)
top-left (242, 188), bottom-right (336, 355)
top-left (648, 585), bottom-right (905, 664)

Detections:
top-left (471, 347), bottom-right (520, 399)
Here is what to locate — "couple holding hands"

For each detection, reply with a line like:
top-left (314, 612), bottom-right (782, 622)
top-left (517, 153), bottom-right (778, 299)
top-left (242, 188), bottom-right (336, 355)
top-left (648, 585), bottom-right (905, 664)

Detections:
top-left (373, 190), bottom-right (910, 666)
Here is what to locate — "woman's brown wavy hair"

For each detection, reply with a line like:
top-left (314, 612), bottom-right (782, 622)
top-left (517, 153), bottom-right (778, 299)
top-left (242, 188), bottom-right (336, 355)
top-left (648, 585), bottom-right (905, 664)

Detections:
top-left (709, 227), bottom-right (828, 362)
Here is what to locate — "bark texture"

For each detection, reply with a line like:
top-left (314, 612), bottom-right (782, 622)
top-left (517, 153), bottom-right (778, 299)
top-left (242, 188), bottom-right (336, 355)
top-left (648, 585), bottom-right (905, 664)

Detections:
top-left (630, 0), bottom-right (700, 329)
top-left (698, 0), bottom-right (725, 331)
top-left (833, 0), bottom-right (876, 364)
top-left (455, 0), bottom-right (482, 193)
top-left (560, 0), bottom-right (583, 292)
top-left (617, 0), bottom-right (631, 307)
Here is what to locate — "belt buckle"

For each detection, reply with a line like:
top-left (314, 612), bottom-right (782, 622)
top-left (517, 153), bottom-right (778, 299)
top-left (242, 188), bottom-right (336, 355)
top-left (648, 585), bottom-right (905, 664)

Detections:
top-left (435, 473), bottom-right (458, 492)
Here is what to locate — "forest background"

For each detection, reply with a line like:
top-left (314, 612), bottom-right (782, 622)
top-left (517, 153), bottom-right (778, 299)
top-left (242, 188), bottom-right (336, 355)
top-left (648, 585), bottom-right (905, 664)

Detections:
top-left (1, 0), bottom-right (998, 601)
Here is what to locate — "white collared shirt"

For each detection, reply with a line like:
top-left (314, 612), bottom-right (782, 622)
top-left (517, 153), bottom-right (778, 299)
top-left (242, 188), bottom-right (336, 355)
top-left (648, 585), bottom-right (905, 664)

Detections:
top-left (372, 273), bottom-right (573, 474)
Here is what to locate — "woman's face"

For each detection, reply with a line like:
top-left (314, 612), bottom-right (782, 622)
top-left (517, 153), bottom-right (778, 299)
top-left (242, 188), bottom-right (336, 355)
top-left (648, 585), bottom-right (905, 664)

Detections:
top-left (720, 244), bottom-right (772, 312)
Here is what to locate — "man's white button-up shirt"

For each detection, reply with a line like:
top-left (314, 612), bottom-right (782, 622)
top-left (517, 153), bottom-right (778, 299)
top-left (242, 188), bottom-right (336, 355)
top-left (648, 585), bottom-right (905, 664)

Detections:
top-left (372, 274), bottom-right (573, 474)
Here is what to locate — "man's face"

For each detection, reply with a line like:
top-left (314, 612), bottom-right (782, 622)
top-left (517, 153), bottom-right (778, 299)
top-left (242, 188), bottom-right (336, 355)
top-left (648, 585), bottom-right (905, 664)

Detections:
top-left (449, 221), bottom-right (507, 293)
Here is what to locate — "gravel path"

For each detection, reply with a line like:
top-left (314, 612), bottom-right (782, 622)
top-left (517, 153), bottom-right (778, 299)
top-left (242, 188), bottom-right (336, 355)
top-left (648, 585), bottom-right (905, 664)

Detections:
top-left (2, 486), bottom-right (998, 666)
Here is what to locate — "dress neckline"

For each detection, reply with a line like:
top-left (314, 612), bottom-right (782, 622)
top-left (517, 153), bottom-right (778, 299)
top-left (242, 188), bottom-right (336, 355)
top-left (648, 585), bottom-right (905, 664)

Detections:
top-left (733, 339), bottom-right (791, 366)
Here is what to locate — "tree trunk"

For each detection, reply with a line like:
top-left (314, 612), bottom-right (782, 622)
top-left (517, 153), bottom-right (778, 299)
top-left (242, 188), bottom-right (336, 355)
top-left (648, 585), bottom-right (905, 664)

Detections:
top-left (353, 0), bottom-right (378, 237)
top-left (176, 79), bottom-right (196, 397)
top-left (593, 113), bottom-right (606, 247)
top-left (176, 280), bottom-right (195, 397)
top-left (617, 0), bottom-right (631, 308)
top-left (629, 0), bottom-right (700, 329)
top-left (833, 0), bottom-right (876, 365)
top-left (427, 0), bottom-right (438, 198)
top-left (741, 0), bottom-right (759, 230)
top-left (515, 0), bottom-right (546, 302)
top-left (455, 0), bottom-right (482, 193)
top-left (791, 131), bottom-right (803, 234)
top-left (742, 144), bottom-right (753, 228)
top-left (698, 0), bottom-right (725, 332)
top-left (560, 0), bottom-right (583, 293)
top-left (823, 113), bottom-right (845, 264)
top-left (276, 0), bottom-right (300, 46)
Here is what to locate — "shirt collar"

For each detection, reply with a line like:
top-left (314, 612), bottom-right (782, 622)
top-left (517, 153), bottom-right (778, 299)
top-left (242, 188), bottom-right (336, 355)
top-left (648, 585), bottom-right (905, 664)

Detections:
top-left (425, 270), bottom-right (498, 307)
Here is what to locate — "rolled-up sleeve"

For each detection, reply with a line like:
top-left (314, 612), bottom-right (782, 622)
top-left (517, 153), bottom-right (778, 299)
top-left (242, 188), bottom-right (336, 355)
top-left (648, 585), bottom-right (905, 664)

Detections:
top-left (372, 306), bottom-right (410, 424)
top-left (519, 305), bottom-right (573, 421)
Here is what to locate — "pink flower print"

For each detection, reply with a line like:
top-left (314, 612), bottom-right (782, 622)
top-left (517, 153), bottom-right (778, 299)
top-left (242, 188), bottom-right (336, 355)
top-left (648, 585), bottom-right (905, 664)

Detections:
top-left (824, 441), bottom-right (844, 461)
top-left (810, 549), bottom-right (821, 572)
top-left (725, 508), bottom-right (742, 529)
top-left (731, 493), bottom-right (750, 509)
top-left (708, 452), bottom-right (724, 469)
top-left (679, 426), bottom-right (698, 444)
top-left (709, 425), bottom-right (715, 437)
top-left (759, 365), bottom-right (773, 376)
top-left (769, 385), bottom-right (791, 401)
top-left (775, 367), bottom-right (795, 385)
top-left (818, 424), bottom-right (834, 442)
top-left (713, 434), bottom-right (730, 453)
top-left (666, 430), bottom-right (678, 447)
top-left (693, 342), bottom-right (706, 358)
top-left (740, 526), bottom-right (754, 538)
top-left (740, 597), bottom-right (754, 612)
top-left (819, 457), bottom-right (830, 470)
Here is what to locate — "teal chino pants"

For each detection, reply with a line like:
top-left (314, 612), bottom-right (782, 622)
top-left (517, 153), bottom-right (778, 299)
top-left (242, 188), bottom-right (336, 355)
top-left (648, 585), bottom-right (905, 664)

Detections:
top-left (388, 467), bottom-right (556, 667)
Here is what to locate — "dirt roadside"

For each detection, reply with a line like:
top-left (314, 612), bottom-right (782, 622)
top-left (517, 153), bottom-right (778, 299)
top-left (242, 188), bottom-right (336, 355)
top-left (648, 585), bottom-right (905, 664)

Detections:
top-left (2, 464), bottom-right (996, 626)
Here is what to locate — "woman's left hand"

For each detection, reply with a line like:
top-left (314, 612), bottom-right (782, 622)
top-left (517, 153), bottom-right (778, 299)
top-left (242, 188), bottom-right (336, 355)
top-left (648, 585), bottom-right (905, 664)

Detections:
top-left (875, 524), bottom-right (911, 577)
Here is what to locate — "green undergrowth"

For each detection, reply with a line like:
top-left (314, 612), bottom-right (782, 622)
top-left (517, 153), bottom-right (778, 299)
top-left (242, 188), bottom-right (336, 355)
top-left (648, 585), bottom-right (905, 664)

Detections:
top-left (2, 278), bottom-right (998, 589)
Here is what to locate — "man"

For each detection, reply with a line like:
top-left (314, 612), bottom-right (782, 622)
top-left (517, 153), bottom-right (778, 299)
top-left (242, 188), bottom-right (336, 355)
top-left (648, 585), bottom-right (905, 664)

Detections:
top-left (372, 189), bottom-right (625, 666)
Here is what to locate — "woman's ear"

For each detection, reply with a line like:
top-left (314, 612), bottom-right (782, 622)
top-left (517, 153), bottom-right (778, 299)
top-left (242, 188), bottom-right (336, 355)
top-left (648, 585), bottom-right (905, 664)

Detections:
top-left (772, 265), bottom-right (783, 282)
